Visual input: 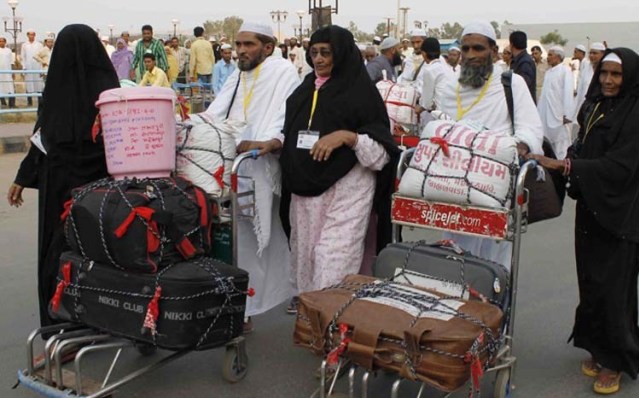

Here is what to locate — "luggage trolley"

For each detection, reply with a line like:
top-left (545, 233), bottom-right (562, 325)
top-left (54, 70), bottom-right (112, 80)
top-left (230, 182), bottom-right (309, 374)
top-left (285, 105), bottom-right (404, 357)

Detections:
top-left (15, 150), bottom-right (261, 398)
top-left (312, 147), bottom-right (537, 398)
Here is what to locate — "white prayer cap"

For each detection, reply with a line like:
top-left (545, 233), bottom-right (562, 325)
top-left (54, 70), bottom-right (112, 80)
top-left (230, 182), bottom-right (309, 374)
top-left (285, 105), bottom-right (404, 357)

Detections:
top-left (373, 36), bottom-right (381, 41)
top-left (26, 28), bottom-right (36, 34)
top-left (220, 43), bottom-right (232, 50)
top-left (401, 38), bottom-right (409, 42)
top-left (302, 37), bottom-right (310, 42)
top-left (45, 32), bottom-right (55, 41)
top-left (239, 21), bottom-right (274, 38)
top-left (575, 44), bottom-right (586, 53)
top-left (101, 35), bottom-right (109, 42)
top-left (449, 46), bottom-right (461, 53)
top-left (208, 36), bottom-right (217, 42)
top-left (591, 42), bottom-right (606, 51)
top-left (462, 21), bottom-right (496, 42)
top-left (549, 45), bottom-right (565, 58)
top-left (357, 44), bottom-right (367, 51)
top-left (379, 37), bottom-right (400, 51)
top-left (410, 29), bottom-right (427, 38)
top-left (602, 52), bottom-right (622, 65)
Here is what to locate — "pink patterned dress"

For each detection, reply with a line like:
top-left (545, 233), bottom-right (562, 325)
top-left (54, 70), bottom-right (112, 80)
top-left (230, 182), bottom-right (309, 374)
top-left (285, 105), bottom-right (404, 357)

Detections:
top-left (289, 135), bottom-right (390, 293)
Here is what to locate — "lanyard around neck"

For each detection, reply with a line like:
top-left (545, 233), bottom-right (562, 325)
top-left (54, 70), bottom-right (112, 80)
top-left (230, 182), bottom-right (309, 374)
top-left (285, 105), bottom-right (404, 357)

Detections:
top-left (584, 101), bottom-right (604, 140)
top-left (456, 73), bottom-right (493, 120)
top-left (307, 89), bottom-right (319, 130)
top-left (241, 63), bottom-right (263, 120)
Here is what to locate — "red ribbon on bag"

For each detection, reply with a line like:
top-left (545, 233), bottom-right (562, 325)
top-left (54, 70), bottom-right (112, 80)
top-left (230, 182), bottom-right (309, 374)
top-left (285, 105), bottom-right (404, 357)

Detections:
top-left (51, 262), bottom-right (72, 313)
top-left (430, 136), bottom-right (450, 157)
top-left (326, 324), bottom-right (351, 366)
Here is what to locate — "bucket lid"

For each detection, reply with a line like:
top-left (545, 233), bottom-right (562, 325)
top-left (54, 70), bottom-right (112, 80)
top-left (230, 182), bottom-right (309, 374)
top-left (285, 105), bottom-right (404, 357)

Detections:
top-left (95, 87), bottom-right (176, 107)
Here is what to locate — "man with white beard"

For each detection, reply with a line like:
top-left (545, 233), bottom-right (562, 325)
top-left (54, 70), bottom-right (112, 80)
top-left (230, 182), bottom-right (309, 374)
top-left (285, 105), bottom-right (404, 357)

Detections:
top-left (437, 21), bottom-right (544, 270)
top-left (537, 46), bottom-right (575, 159)
top-left (203, 22), bottom-right (299, 333)
top-left (20, 29), bottom-right (43, 106)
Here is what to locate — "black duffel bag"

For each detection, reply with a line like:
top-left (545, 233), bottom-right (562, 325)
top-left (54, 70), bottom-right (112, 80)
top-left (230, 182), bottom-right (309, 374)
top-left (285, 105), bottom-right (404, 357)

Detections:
top-left (50, 251), bottom-right (249, 350)
top-left (63, 177), bottom-right (213, 273)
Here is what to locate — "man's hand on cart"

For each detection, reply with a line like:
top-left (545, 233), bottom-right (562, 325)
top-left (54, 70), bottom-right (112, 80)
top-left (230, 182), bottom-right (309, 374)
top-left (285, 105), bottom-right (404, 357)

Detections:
top-left (516, 142), bottom-right (530, 157)
top-left (7, 183), bottom-right (24, 207)
top-left (310, 130), bottom-right (357, 162)
top-left (237, 139), bottom-right (282, 156)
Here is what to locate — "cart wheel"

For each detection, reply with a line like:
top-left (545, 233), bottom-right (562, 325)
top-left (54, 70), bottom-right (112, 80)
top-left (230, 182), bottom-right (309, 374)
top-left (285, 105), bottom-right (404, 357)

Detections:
top-left (493, 368), bottom-right (512, 398)
top-left (222, 344), bottom-right (248, 383)
top-left (135, 343), bottom-right (157, 356)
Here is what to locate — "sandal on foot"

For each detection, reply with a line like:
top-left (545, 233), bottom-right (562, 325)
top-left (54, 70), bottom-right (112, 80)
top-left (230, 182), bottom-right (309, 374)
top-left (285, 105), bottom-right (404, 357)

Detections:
top-left (286, 296), bottom-right (300, 315)
top-left (582, 358), bottom-right (602, 377)
top-left (242, 317), bottom-right (254, 334)
top-left (594, 371), bottom-right (621, 395)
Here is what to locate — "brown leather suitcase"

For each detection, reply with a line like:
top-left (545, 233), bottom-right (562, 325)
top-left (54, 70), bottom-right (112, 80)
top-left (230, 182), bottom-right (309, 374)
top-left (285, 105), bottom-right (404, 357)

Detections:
top-left (294, 275), bottom-right (503, 392)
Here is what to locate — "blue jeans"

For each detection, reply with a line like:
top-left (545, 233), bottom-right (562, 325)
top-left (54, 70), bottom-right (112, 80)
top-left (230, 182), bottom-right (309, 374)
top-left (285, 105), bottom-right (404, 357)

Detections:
top-left (197, 74), bottom-right (212, 84)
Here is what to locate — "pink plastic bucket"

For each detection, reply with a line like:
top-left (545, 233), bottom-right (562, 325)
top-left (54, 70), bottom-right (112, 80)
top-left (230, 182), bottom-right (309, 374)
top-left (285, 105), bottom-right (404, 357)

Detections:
top-left (96, 87), bottom-right (176, 180)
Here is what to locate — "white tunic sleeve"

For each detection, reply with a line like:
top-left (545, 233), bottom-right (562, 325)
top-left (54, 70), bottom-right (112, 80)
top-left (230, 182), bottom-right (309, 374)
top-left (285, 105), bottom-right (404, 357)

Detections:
top-left (354, 134), bottom-right (390, 171)
top-left (511, 74), bottom-right (544, 155)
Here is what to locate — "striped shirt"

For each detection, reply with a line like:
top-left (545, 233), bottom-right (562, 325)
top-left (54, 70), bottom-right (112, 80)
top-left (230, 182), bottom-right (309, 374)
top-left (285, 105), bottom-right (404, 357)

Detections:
top-left (132, 38), bottom-right (169, 77)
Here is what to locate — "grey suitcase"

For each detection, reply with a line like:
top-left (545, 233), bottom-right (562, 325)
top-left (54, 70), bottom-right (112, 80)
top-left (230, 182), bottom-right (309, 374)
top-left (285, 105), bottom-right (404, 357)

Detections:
top-left (373, 240), bottom-right (510, 310)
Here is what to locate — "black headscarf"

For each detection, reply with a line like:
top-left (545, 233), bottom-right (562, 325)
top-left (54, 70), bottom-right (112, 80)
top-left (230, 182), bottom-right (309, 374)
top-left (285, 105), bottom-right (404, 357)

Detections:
top-left (39, 24), bottom-right (119, 153)
top-left (571, 47), bottom-right (639, 241)
top-left (280, 25), bottom-right (398, 197)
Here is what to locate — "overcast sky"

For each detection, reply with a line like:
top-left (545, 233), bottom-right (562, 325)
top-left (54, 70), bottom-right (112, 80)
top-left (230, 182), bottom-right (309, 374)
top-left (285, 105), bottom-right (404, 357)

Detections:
top-left (4, 0), bottom-right (638, 40)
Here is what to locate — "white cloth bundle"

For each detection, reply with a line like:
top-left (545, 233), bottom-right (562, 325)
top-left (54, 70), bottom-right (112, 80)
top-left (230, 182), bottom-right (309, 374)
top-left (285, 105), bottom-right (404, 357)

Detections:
top-left (376, 80), bottom-right (419, 134)
top-left (398, 120), bottom-right (518, 208)
top-left (176, 113), bottom-right (246, 197)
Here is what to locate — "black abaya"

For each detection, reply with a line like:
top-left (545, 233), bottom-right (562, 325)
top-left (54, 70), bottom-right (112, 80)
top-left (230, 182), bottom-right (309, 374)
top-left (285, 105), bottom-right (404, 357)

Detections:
top-left (568, 48), bottom-right (639, 377)
top-left (14, 24), bottom-right (119, 327)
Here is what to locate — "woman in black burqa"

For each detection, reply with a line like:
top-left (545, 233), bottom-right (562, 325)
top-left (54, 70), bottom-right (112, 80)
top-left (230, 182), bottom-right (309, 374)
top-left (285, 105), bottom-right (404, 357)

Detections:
top-left (530, 47), bottom-right (639, 394)
top-left (7, 24), bottom-right (119, 327)
top-left (277, 25), bottom-right (399, 306)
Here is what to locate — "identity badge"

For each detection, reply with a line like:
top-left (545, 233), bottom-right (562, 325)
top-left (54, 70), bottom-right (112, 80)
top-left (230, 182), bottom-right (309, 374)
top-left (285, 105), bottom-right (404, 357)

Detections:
top-left (297, 130), bottom-right (320, 150)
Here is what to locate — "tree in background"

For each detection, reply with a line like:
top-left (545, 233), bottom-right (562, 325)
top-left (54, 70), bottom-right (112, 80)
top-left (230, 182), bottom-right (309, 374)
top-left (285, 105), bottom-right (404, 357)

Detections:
top-left (348, 21), bottom-right (374, 43)
top-left (540, 30), bottom-right (568, 46)
top-left (203, 16), bottom-right (244, 43)
top-left (374, 21), bottom-right (396, 38)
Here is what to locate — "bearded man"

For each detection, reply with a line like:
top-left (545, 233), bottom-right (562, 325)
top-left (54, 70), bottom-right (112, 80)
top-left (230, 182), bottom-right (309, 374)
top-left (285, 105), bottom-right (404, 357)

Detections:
top-left (366, 37), bottom-right (402, 83)
top-left (203, 22), bottom-right (300, 332)
top-left (437, 21), bottom-right (544, 269)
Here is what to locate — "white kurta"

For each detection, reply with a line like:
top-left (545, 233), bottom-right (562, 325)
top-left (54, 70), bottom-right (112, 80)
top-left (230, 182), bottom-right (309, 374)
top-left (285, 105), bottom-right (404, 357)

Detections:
top-left (438, 70), bottom-right (544, 270)
top-left (399, 54), bottom-right (425, 91)
top-left (0, 47), bottom-right (15, 95)
top-left (419, 59), bottom-right (454, 111)
top-left (538, 64), bottom-right (574, 159)
top-left (20, 40), bottom-right (43, 92)
top-left (572, 59), bottom-right (593, 120)
top-left (204, 56), bottom-right (300, 316)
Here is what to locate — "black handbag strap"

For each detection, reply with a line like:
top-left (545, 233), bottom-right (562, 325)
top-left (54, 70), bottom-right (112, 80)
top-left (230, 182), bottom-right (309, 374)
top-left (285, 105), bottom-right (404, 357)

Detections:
top-left (501, 70), bottom-right (515, 134)
top-left (225, 72), bottom-right (242, 120)
top-left (412, 61), bottom-right (425, 81)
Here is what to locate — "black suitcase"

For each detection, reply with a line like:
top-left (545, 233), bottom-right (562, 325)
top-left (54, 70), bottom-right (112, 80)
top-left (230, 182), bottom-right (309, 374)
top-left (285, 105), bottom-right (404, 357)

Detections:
top-left (373, 241), bottom-right (510, 310)
top-left (50, 251), bottom-right (249, 351)
top-left (64, 177), bottom-right (213, 273)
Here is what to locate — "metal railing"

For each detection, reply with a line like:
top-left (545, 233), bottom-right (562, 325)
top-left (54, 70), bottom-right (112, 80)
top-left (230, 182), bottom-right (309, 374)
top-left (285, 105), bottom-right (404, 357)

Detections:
top-left (0, 69), bottom-right (46, 114)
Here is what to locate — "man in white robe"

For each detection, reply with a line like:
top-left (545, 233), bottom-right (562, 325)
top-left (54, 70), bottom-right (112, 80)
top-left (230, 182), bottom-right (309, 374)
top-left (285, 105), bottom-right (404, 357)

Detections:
top-left (204, 22), bottom-right (299, 330)
top-left (445, 46), bottom-right (462, 78)
top-left (572, 42), bottom-right (605, 121)
top-left (20, 29), bottom-right (43, 106)
top-left (0, 36), bottom-right (15, 108)
top-left (398, 29), bottom-right (427, 90)
top-left (418, 38), bottom-right (454, 112)
top-left (537, 46), bottom-right (574, 159)
top-left (34, 33), bottom-right (54, 75)
top-left (437, 21), bottom-right (544, 270)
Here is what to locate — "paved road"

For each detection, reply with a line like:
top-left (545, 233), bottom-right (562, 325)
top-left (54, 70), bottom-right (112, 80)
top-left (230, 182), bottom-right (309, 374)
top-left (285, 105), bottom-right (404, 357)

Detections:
top-left (1, 152), bottom-right (637, 398)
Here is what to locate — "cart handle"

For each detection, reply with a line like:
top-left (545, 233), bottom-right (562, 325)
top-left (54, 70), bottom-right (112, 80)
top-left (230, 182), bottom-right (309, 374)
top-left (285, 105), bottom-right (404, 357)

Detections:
top-left (231, 149), bottom-right (260, 193)
top-left (395, 147), bottom-right (416, 191)
top-left (515, 160), bottom-right (537, 207)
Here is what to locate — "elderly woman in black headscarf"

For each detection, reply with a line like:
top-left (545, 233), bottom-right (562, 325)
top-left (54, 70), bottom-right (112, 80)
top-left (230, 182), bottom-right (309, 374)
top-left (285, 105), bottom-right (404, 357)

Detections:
top-left (7, 24), bottom-right (119, 328)
top-left (274, 25), bottom-right (399, 305)
top-left (529, 48), bottom-right (639, 394)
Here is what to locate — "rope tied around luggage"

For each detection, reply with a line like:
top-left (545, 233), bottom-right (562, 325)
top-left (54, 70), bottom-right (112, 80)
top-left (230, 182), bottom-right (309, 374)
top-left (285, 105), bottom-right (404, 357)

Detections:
top-left (177, 116), bottom-right (234, 190)
top-left (408, 123), bottom-right (518, 207)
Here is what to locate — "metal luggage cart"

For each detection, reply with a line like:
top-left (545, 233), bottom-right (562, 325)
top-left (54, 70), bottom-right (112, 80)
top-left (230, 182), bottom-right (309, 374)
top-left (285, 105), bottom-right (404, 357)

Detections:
top-left (312, 147), bottom-right (537, 398)
top-left (16, 151), bottom-right (261, 398)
